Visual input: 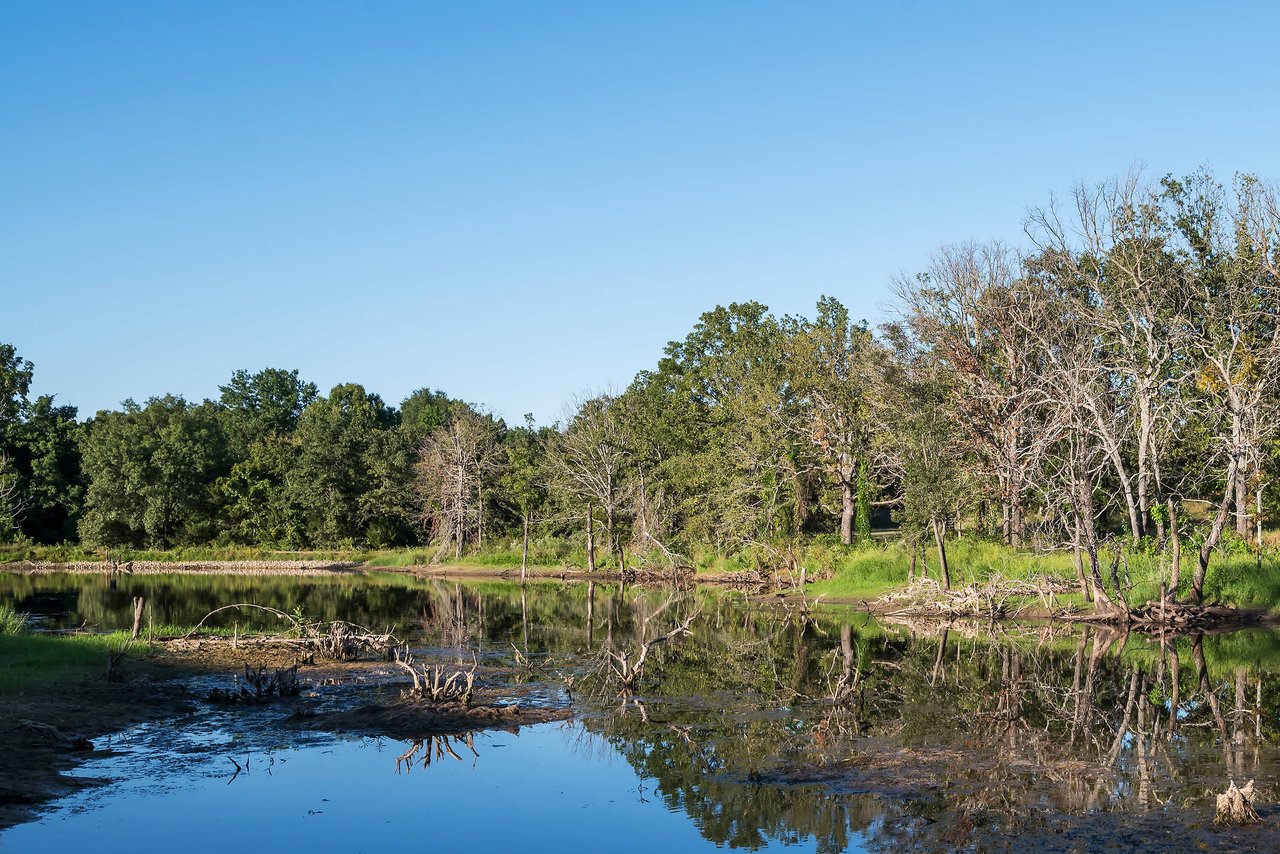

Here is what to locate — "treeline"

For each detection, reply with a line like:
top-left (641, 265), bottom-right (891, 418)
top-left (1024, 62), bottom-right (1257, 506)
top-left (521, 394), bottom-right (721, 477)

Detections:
top-left (2, 169), bottom-right (1279, 603)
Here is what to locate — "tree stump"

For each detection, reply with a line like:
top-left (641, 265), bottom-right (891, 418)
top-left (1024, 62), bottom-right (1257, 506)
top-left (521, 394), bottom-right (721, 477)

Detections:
top-left (1215, 780), bottom-right (1260, 826)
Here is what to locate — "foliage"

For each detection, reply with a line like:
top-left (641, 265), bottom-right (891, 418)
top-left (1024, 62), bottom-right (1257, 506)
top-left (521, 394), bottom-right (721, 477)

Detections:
top-left (77, 396), bottom-right (230, 548)
top-left (0, 603), bottom-right (28, 635)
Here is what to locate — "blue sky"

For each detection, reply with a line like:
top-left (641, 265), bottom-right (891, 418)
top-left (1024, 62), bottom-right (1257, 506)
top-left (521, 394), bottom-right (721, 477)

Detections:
top-left (5, 1), bottom-right (1280, 423)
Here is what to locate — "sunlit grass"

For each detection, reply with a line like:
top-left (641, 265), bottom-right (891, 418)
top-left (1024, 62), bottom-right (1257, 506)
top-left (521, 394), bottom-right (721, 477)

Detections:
top-left (0, 631), bottom-right (156, 694)
top-left (0, 603), bottom-right (29, 635)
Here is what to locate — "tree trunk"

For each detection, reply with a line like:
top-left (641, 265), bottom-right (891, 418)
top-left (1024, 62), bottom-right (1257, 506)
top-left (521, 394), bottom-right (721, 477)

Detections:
top-left (1076, 476), bottom-right (1115, 610)
top-left (605, 504), bottom-right (616, 567)
top-left (932, 517), bottom-right (950, 590)
top-left (1167, 497), bottom-right (1180, 597)
top-left (1071, 522), bottom-right (1091, 602)
top-left (1012, 499), bottom-right (1025, 548)
top-left (520, 513), bottom-right (530, 584)
top-left (1195, 450), bottom-right (1240, 604)
top-left (1137, 386), bottom-right (1155, 538)
top-left (1257, 483), bottom-right (1265, 573)
top-left (1091, 404), bottom-right (1144, 542)
top-left (840, 477), bottom-right (855, 546)
top-left (1233, 411), bottom-right (1249, 538)
top-left (130, 596), bottom-right (145, 640)
top-left (586, 503), bottom-right (596, 572)
top-left (1236, 474), bottom-right (1250, 538)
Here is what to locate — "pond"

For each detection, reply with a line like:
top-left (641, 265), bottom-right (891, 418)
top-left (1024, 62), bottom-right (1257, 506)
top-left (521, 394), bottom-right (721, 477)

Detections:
top-left (3, 572), bottom-right (1280, 852)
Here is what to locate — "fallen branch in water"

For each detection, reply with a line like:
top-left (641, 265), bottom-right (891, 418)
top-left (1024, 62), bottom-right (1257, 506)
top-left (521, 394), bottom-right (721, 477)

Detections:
top-left (208, 662), bottom-right (301, 704)
top-left (875, 575), bottom-right (1073, 619)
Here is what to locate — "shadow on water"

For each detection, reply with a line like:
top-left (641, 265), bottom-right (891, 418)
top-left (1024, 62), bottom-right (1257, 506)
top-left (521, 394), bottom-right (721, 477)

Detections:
top-left (5, 573), bottom-right (1280, 851)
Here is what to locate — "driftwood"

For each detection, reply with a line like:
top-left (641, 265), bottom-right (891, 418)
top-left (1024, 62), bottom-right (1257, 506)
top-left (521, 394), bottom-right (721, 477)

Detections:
top-left (16, 720), bottom-right (93, 751)
top-left (208, 663), bottom-right (301, 704)
top-left (393, 647), bottom-right (477, 706)
top-left (1127, 600), bottom-right (1249, 630)
top-left (875, 575), bottom-right (1072, 619)
top-left (181, 604), bottom-right (398, 661)
top-left (1215, 779), bottom-right (1260, 825)
top-left (1069, 599), bottom-right (1254, 632)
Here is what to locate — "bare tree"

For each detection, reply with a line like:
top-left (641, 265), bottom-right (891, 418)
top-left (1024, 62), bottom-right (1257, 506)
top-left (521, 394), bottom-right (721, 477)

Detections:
top-left (897, 242), bottom-right (1051, 546)
top-left (0, 452), bottom-right (24, 542)
top-left (548, 394), bottom-right (630, 571)
top-left (1027, 172), bottom-right (1190, 542)
top-left (415, 405), bottom-right (503, 560)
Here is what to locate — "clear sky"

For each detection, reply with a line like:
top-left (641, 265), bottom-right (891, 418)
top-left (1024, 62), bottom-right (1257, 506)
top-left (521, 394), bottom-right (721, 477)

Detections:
top-left (5, 1), bottom-right (1280, 423)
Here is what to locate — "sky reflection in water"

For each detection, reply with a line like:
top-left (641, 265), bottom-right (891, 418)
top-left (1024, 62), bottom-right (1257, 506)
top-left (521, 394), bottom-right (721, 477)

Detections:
top-left (0, 713), bottom-right (845, 854)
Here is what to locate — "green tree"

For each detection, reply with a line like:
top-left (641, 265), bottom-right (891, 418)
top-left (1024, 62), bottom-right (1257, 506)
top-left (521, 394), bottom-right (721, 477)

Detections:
top-left (501, 415), bottom-right (549, 581)
top-left (8, 396), bottom-right (82, 543)
top-left (854, 460), bottom-right (872, 545)
top-left (219, 434), bottom-right (305, 546)
top-left (641, 303), bottom-right (803, 548)
top-left (0, 343), bottom-right (33, 433)
top-left (400, 387), bottom-right (455, 445)
top-left (78, 396), bottom-right (230, 547)
top-left (290, 383), bottom-right (398, 547)
top-left (783, 297), bottom-right (878, 544)
top-left (879, 326), bottom-right (965, 588)
top-left (218, 367), bottom-right (317, 456)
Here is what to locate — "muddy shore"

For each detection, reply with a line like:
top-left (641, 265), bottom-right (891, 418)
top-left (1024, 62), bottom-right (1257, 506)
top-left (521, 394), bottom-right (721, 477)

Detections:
top-left (0, 638), bottom-right (570, 829)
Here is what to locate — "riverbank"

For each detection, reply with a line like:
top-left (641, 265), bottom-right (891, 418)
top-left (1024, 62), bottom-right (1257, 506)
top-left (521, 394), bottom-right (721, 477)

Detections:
top-left (0, 638), bottom-right (195, 827)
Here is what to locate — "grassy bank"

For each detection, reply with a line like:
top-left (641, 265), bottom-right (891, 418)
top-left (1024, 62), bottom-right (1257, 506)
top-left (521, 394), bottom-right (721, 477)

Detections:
top-left (806, 537), bottom-right (1280, 612)
top-left (5, 533), bottom-right (1279, 612)
top-left (0, 634), bottom-right (153, 694)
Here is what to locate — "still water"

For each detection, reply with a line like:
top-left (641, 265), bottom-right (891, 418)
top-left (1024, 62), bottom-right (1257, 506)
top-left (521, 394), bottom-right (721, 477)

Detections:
top-left (4, 572), bottom-right (1280, 852)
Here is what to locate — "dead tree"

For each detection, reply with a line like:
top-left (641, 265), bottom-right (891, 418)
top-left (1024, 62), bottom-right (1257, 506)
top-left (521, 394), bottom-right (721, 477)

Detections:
top-left (415, 404), bottom-right (503, 560)
top-left (394, 646), bottom-right (477, 706)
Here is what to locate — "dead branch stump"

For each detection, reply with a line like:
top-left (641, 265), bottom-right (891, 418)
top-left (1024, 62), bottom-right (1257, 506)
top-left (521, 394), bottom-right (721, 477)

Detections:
top-left (1215, 780), bottom-right (1260, 826)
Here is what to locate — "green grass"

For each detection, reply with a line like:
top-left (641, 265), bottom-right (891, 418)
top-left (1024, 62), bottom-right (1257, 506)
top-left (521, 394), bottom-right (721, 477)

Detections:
top-left (806, 538), bottom-right (1077, 600)
top-left (0, 631), bottom-right (155, 694)
top-left (362, 549), bottom-right (433, 568)
top-left (805, 535), bottom-right (1280, 612)
top-left (0, 603), bottom-right (29, 635)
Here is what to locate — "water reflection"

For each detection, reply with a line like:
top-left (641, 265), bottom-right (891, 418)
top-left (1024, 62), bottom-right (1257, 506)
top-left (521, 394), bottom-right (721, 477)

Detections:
top-left (5, 574), bottom-right (1280, 850)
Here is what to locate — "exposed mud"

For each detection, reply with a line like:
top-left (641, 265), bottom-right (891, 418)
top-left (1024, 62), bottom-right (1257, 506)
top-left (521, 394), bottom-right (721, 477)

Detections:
top-left (290, 697), bottom-right (571, 739)
top-left (0, 658), bottom-right (197, 828)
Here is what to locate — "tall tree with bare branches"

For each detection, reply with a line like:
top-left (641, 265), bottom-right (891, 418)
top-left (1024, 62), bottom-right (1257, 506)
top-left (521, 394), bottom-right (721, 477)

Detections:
top-left (416, 403), bottom-right (504, 560)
